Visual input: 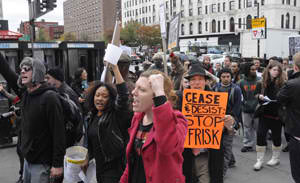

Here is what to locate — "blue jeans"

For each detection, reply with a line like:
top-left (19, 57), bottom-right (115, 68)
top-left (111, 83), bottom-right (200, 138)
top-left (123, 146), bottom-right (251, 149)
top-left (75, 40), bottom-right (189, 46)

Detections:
top-left (289, 137), bottom-right (300, 183)
top-left (23, 159), bottom-right (50, 183)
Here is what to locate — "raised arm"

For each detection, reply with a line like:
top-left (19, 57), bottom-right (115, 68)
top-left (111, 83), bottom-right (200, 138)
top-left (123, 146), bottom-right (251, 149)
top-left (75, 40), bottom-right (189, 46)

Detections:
top-left (0, 53), bottom-right (22, 97)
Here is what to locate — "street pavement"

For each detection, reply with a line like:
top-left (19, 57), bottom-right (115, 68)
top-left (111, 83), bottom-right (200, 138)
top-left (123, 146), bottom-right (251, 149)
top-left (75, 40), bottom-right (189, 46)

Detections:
top-left (0, 133), bottom-right (294, 183)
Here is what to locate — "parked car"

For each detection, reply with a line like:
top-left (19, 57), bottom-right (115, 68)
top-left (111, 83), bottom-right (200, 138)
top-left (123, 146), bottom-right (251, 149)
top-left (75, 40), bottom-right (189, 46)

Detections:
top-left (131, 54), bottom-right (142, 65)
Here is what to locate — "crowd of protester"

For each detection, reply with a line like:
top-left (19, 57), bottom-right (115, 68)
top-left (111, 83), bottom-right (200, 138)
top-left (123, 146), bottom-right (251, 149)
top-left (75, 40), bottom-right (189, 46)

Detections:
top-left (0, 50), bottom-right (300, 183)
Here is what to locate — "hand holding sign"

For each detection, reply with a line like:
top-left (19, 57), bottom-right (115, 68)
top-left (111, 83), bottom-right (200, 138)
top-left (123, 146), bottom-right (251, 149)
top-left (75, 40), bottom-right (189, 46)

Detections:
top-left (222, 115), bottom-right (235, 132)
top-left (149, 74), bottom-right (165, 97)
top-left (103, 44), bottom-right (123, 65)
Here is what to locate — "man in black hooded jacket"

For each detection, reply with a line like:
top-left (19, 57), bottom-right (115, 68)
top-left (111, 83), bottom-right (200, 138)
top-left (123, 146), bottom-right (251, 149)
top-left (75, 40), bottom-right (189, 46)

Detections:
top-left (0, 54), bottom-right (65, 183)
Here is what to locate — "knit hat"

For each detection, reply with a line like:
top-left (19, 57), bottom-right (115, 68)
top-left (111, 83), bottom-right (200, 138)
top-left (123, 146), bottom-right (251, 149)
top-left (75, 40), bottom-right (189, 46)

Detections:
top-left (19, 57), bottom-right (46, 84)
top-left (185, 63), bottom-right (208, 80)
top-left (118, 53), bottom-right (131, 63)
top-left (47, 68), bottom-right (64, 82)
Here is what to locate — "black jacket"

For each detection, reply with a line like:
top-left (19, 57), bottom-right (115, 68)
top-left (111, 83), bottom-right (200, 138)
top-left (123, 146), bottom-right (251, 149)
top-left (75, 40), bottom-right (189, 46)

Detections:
top-left (87, 82), bottom-right (132, 178)
top-left (0, 54), bottom-right (65, 167)
top-left (21, 84), bottom-right (65, 167)
top-left (277, 72), bottom-right (300, 138)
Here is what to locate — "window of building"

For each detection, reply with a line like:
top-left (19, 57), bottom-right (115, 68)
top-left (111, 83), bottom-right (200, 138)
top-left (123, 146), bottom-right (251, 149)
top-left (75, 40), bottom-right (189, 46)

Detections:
top-left (189, 0), bottom-right (193, 5)
top-left (145, 6), bottom-right (147, 13)
top-left (261, 0), bottom-right (265, 5)
top-left (198, 7), bottom-right (202, 15)
top-left (205, 22), bottom-right (208, 31)
top-left (190, 23), bottom-right (193, 34)
top-left (153, 5), bottom-right (155, 12)
top-left (181, 10), bottom-right (184, 17)
top-left (205, 6), bottom-right (208, 14)
top-left (292, 16), bottom-right (296, 29)
top-left (246, 15), bottom-right (252, 29)
top-left (223, 20), bottom-right (226, 30)
top-left (181, 0), bottom-right (183, 6)
top-left (198, 0), bottom-right (202, 5)
top-left (218, 21), bottom-right (221, 32)
top-left (287, 0), bottom-right (290, 5)
top-left (295, 0), bottom-right (297, 6)
top-left (238, 18), bottom-right (242, 28)
top-left (281, 14), bottom-right (284, 28)
top-left (153, 15), bottom-right (156, 22)
top-left (198, 21), bottom-right (202, 34)
top-left (212, 4), bottom-right (216, 13)
top-left (212, 20), bottom-right (216, 33)
top-left (247, 0), bottom-right (252, 7)
top-left (218, 3), bottom-right (220, 12)
top-left (238, 0), bottom-right (241, 9)
top-left (282, 0), bottom-right (285, 4)
top-left (286, 13), bottom-right (290, 28)
top-left (189, 8), bottom-right (193, 16)
top-left (146, 17), bottom-right (148, 24)
top-left (181, 24), bottom-right (185, 35)
top-left (136, 9), bottom-right (138, 16)
top-left (166, 1), bottom-right (169, 9)
top-left (230, 1), bottom-right (235, 10)
top-left (173, 0), bottom-right (176, 7)
top-left (230, 17), bottom-right (235, 32)
top-left (223, 2), bottom-right (226, 11)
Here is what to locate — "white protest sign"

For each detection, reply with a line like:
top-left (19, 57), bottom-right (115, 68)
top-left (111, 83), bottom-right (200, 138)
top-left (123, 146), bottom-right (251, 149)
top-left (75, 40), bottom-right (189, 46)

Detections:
top-left (103, 44), bottom-right (123, 65)
top-left (159, 4), bottom-right (167, 39)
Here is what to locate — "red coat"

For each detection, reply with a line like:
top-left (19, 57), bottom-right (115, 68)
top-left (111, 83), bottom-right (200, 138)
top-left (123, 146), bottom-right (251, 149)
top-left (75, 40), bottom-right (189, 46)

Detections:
top-left (120, 102), bottom-right (188, 183)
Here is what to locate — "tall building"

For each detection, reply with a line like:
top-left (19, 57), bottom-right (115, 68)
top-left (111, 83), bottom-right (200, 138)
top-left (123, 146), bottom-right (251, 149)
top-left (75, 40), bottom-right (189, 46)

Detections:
top-left (122, 0), bottom-right (300, 58)
top-left (64, 0), bottom-right (121, 41)
top-left (122, 0), bottom-right (168, 26)
top-left (0, 0), bottom-right (3, 19)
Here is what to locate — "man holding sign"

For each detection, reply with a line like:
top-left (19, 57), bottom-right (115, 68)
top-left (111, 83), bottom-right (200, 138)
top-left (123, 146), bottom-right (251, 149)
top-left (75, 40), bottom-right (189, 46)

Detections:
top-left (179, 63), bottom-right (235, 183)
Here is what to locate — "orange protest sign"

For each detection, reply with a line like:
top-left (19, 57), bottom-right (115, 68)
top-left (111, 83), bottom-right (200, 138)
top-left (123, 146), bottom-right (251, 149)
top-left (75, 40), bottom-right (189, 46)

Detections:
top-left (182, 89), bottom-right (228, 149)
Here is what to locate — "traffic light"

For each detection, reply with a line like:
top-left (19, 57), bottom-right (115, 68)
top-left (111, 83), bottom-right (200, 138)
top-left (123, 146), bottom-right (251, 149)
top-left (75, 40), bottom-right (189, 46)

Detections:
top-left (33, 0), bottom-right (57, 19)
top-left (46, 0), bottom-right (57, 10)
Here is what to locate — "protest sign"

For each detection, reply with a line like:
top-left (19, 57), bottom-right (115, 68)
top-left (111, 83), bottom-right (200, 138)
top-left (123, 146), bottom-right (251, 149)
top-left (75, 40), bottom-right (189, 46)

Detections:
top-left (182, 89), bottom-right (228, 149)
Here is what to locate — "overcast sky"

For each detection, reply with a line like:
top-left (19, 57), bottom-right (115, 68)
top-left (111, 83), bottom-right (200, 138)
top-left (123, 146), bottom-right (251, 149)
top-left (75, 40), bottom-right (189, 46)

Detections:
top-left (2, 0), bottom-right (66, 32)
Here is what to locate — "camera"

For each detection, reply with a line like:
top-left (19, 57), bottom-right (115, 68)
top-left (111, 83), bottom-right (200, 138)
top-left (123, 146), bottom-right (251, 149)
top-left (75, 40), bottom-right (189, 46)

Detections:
top-left (0, 106), bottom-right (20, 120)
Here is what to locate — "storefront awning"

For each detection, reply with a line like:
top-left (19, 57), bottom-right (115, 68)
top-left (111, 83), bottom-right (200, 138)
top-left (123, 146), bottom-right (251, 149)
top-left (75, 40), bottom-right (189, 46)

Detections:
top-left (0, 30), bottom-right (23, 40)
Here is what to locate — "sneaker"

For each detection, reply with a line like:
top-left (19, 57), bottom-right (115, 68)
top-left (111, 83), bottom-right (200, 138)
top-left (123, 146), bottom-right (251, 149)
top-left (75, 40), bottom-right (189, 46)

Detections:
top-left (241, 146), bottom-right (253, 152)
top-left (282, 145), bottom-right (289, 152)
top-left (16, 176), bottom-right (23, 183)
top-left (228, 162), bottom-right (236, 168)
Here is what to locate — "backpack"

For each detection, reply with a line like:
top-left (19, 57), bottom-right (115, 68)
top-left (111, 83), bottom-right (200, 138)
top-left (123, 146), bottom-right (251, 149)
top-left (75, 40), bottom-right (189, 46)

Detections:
top-left (43, 90), bottom-right (83, 147)
top-left (59, 93), bottom-right (83, 147)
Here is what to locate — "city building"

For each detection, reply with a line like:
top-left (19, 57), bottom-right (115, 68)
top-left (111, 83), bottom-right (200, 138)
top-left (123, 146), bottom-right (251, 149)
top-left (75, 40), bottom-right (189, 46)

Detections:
top-left (122, 0), bottom-right (300, 58)
top-left (64, 0), bottom-right (121, 41)
top-left (0, 0), bottom-right (3, 20)
top-left (19, 20), bottom-right (63, 40)
top-left (122, 0), bottom-right (169, 26)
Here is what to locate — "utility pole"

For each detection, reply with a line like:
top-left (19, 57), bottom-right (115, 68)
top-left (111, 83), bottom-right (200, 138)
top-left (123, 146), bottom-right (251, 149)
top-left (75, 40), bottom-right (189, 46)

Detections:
top-left (28, 0), bottom-right (35, 55)
top-left (255, 0), bottom-right (260, 58)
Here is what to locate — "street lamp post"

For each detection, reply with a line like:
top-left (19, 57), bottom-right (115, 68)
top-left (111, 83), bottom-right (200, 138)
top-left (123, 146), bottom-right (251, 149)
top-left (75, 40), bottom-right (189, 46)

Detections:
top-left (255, 0), bottom-right (260, 58)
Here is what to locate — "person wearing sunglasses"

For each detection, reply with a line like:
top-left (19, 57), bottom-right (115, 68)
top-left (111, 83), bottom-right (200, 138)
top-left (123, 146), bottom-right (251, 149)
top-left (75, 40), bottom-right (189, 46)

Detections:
top-left (0, 54), bottom-right (65, 183)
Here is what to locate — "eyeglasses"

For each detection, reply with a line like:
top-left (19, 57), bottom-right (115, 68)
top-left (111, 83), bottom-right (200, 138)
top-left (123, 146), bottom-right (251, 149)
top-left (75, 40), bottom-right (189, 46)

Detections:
top-left (21, 66), bottom-right (32, 72)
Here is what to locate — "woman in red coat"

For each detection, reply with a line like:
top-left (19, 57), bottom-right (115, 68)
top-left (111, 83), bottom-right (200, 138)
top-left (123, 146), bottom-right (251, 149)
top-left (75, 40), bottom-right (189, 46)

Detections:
top-left (120, 69), bottom-right (188, 183)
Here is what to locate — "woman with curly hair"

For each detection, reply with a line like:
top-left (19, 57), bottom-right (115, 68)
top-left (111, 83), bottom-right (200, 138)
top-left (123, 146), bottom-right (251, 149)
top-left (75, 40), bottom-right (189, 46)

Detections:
top-left (253, 60), bottom-right (286, 171)
top-left (81, 64), bottom-right (132, 183)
